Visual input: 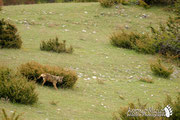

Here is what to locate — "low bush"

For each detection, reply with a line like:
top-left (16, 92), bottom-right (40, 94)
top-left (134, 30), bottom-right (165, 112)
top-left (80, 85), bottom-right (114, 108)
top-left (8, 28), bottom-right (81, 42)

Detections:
top-left (139, 77), bottom-right (154, 83)
top-left (174, 0), bottom-right (180, 15)
top-left (150, 59), bottom-right (174, 78)
top-left (138, 0), bottom-right (150, 8)
top-left (40, 37), bottom-right (73, 53)
top-left (98, 0), bottom-right (114, 7)
top-left (0, 19), bottom-right (22, 49)
top-left (151, 17), bottom-right (180, 58)
top-left (113, 93), bottom-right (180, 120)
top-left (74, 0), bottom-right (97, 2)
top-left (110, 31), bottom-right (156, 54)
top-left (0, 66), bottom-right (38, 104)
top-left (19, 61), bottom-right (78, 88)
top-left (143, 0), bottom-right (177, 5)
top-left (110, 31), bottom-right (134, 49)
top-left (111, 17), bottom-right (179, 58)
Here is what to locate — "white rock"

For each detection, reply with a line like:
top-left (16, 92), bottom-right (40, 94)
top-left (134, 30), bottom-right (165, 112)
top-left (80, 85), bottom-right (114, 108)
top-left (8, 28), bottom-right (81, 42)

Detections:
top-left (82, 30), bottom-right (87, 33)
top-left (65, 29), bottom-right (69, 32)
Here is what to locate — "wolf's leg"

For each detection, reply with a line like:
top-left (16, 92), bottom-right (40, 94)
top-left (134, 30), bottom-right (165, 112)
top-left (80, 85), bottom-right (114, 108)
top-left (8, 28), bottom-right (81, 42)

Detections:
top-left (53, 82), bottom-right (58, 90)
top-left (42, 78), bottom-right (46, 86)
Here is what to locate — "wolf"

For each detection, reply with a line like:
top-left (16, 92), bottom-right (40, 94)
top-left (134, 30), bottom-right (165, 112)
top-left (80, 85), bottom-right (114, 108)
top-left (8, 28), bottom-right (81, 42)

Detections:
top-left (38, 73), bottom-right (63, 90)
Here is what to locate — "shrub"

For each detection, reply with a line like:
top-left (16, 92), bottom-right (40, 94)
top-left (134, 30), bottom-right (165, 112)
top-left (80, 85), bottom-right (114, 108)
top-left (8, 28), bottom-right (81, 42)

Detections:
top-left (139, 77), bottom-right (154, 83)
top-left (0, 66), bottom-right (38, 104)
top-left (110, 31), bottom-right (134, 49)
top-left (19, 61), bottom-right (78, 88)
top-left (40, 37), bottom-right (73, 54)
top-left (110, 31), bottom-right (156, 54)
top-left (143, 0), bottom-right (177, 5)
top-left (113, 99), bottom-right (151, 120)
top-left (1, 108), bottom-right (23, 120)
top-left (151, 16), bottom-right (180, 58)
top-left (0, 19), bottom-right (22, 49)
top-left (165, 93), bottom-right (180, 120)
top-left (74, 0), bottom-right (98, 2)
top-left (138, 0), bottom-right (150, 8)
top-left (113, 93), bottom-right (180, 120)
top-left (98, 0), bottom-right (114, 7)
top-left (150, 59), bottom-right (174, 78)
top-left (174, 0), bottom-right (180, 15)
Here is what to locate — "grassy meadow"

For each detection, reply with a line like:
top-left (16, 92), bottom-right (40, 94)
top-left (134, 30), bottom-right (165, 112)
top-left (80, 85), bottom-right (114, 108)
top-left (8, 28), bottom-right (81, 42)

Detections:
top-left (0, 2), bottom-right (180, 120)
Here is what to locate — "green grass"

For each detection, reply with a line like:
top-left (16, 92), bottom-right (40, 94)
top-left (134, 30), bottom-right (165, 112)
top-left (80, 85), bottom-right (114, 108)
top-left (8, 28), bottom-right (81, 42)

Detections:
top-left (0, 3), bottom-right (180, 120)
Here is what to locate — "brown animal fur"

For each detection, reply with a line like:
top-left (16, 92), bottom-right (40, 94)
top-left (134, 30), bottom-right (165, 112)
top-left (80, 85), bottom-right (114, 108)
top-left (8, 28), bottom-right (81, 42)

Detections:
top-left (38, 73), bottom-right (63, 90)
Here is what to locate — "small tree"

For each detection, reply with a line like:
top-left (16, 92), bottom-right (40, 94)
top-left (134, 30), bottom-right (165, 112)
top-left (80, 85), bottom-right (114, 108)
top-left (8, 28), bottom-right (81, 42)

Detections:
top-left (0, 19), bottom-right (22, 49)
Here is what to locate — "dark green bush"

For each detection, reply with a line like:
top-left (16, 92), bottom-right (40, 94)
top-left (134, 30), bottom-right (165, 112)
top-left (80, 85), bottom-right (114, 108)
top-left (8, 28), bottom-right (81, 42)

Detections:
top-left (151, 17), bottom-right (180, 58)
top-left (74, 0), bottom-right (97, 2)
top-left (150, 59), bottom-right (174, 78)
top-left (40, 37), bottom-right (73, 54)
top-left (0, 66), bottom-right (38, 104)
top-left (19, 61), bottom-right (78, 88)
top-left (111, 17), bottom-right (179, 58)
top-left (98, 0), bottom-right (114, 7)
top-left (138, 0), bottom-right (150, 8)
top-left (110, 31), bottom-right (156, 54)
top-left (0, 19), bottom-right (22, 49)
top-left (143, 0), bottom-right (177, 5)
top-left (174, 0), bottom-right (180, 15)
top-left (113, 93), bottom-right (180, 120)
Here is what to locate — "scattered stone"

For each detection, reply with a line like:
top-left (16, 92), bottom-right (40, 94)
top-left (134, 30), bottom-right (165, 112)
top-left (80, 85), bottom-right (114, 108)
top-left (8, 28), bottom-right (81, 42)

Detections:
top-left (91, 105), bottom-right (95, 107)
top-left (65, 29), bottom-right (69, 32)
top-left (82, 30), bottom-right (87, 33)
top-left (93, 31), bottom-right (96, 34)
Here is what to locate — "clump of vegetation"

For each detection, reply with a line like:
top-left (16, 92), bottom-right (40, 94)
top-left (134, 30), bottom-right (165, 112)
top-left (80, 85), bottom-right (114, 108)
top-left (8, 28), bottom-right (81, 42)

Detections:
top-left (1, 108), bottom-right (23, 120)
top-left (143, 0), bottom-right (177, 5)
top-left (74, 0), bottom-right (98, 2)
top-left (0, 19), bottom-right (22, 49)
top-left (174, 0), bottom-right (180, 15)
top-left (138, 0), bottom-right (150, 8)
top-left (110, 31), bottom-right (156, 54)
top-left (151, 16), bottom-right (180, 58)
top-left (111, 17), bottom-right (179, 59)
top-left (98, 0), bottom-right (114, 8)
top-left (113, 99), bottom-right (150, 120)
top-left (150, 59), bottom-right (174, 78)
top-left (113, 93), bottom-right (180, 120)
top-left (139, 77), bottom-right (154, 83)
top-left (18, 61), bottom-right (78, 88)
top-left (0, 66), bottom-right (38, 104)
top-left (40, 37), bottom-right (73, 53)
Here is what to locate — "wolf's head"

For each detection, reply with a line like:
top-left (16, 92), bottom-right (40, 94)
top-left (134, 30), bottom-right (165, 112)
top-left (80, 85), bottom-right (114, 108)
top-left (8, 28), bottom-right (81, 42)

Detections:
top-left (38, 73), bottom-right (47, 79)
top-left (57, 76), bottom-right (63, 83)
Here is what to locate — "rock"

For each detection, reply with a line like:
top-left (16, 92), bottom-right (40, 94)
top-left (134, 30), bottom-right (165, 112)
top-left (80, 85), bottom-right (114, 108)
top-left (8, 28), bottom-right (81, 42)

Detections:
top-left (82, 30), bottom-right (87, 33)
